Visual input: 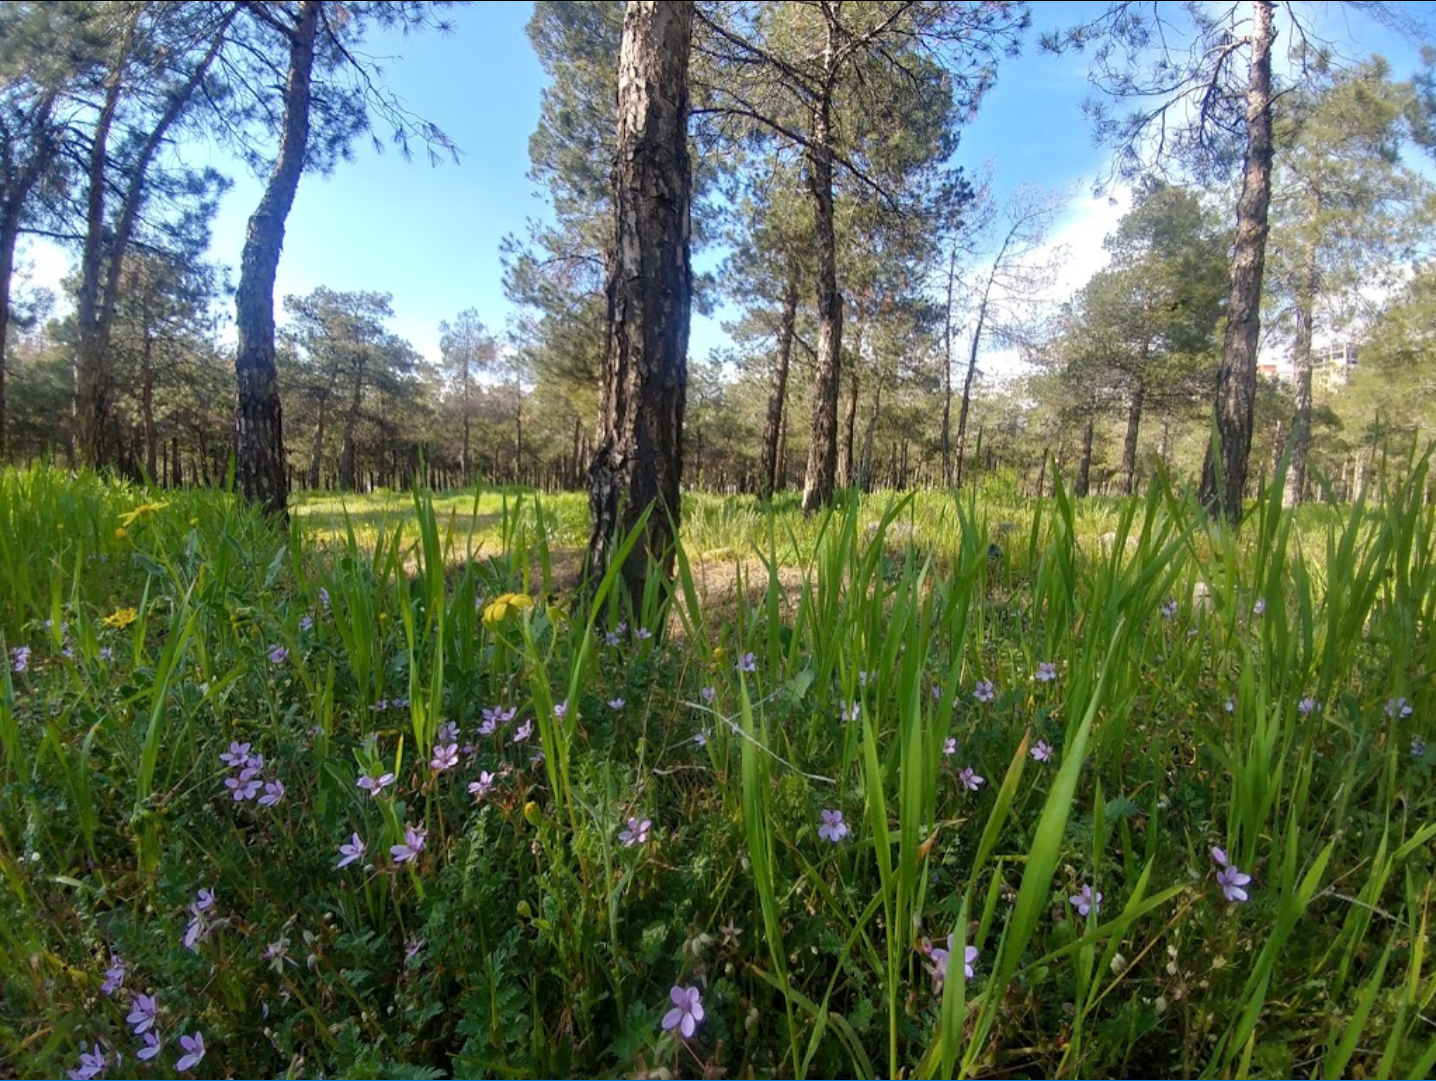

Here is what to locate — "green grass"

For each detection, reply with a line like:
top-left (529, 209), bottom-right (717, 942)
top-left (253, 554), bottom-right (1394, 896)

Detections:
top-left (1, 460), bottom-right (1434, 1079)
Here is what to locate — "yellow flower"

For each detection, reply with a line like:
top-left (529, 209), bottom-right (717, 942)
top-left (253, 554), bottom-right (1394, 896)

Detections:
top-left (483, 592), bottom-right (534, 629)
top-left (104, 607), bottom-right (138, 629)
top-left (114, 527), bottom-right (128, 540)
top-left (118, 501), bottom-right (168, 528)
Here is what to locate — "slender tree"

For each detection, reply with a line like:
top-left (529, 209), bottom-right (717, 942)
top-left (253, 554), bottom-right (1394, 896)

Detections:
top-left (586, 0), bottom-right (694, 600)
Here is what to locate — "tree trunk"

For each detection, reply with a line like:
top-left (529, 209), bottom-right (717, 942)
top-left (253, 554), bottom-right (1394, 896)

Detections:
top-left (307, 402), bottom-right (327, 489)
top-left (585, 0), bottom-right (693, 603)
top-left (801, 45), bottom-right (842, 513)
top-left (941, 244), bottom-right (957, 485)
top-left (77, 16), bottom-right (228, 468)
top-left (235, 0), bottom-right (323, 516)
top-left (0, 213), bottom-right (17, 462)
top-left (1200, 0), bottom-right (1275, 523)
top-left (837, 353), bottom-right (860, 488)
top-left (1121, 382), bottom-right (1145, 495)
top-left (141, 332), bottom-right (157, 479)
top-left (1283, 238), bottom-right (1319, 508)
top-left (776, 408), bottom-right (788, 490)
top-left (1076, 415), bottom-right (1095, 497)
top-left (761, 270), bottom-right (798, 500)
top-left (859, 368), bottom-right (882, 491)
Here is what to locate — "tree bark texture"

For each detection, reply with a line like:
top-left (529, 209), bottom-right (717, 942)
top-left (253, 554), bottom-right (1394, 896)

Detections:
top-left (1076, 414), bottom-right (1095, 498)
top-left (585, 0), bottom-right (694, 602)
top-left (760, 270), bottom-right (798, 500)
top-left (1200, 0), bottom-right (1275, 523)
top-left (235, 0), bottom-right (322, 516)
top-left (800, 54), bottom-right (842, 513)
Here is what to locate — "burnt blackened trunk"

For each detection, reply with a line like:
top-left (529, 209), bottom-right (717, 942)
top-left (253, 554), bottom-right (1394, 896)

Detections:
top-left (585, 0), bottom-right (694, 603)
top-left (1200, 0), bottom-right (1275, 523)
top-left (235, 0), bottom-right (322, 516)
top-left (760, 271), bottom-right (798, 500)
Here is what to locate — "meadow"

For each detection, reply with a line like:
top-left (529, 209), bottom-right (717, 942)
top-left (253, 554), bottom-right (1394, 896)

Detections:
top-left (1, 461), bottom-right (1433, 1079)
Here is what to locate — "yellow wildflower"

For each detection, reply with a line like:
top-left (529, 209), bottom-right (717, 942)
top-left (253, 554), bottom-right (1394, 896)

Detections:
top-left (483, 592), bottom-right (534, 629)
top-left (104, 607), bottom-right (138, 629)
top-left (119, 501), bottom-right (168, 528)
top-left (114, 527), bottom-right (128, 540)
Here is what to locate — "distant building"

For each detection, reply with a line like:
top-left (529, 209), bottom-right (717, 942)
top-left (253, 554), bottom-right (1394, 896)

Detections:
top-left (1313, 341), bottom-right (1358, 390)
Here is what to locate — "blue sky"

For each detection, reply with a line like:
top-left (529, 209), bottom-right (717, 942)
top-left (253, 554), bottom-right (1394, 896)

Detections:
top-left (22, 1), bottom-right (1433, 368)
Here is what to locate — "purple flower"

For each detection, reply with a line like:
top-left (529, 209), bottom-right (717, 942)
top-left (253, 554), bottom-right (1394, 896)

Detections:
top-left (958, 767), bottom-right (985, 792)
top-left (530, 750), bottom-right (545, 766)
top-left (369, 699), bottom-right (390, 713)
top-left (1160, 600), bottom-right (1178, 619)
top-left (404, 937), bottom-right (425, 963)
top-left (858, 669), bottom-right (871, 687)
top-left (693, 728), bottom-right (711, 747)
top-left (943, 737), bottom-right (957, 756)
top-left (843, 701), bottom-right (861, 722)
top-left (1253, 598), bottom-right (1267, 615)
top-left (1216, 864), bottom-right (1252, 903)
top-left (468, 771), bottom-right (496, 798)
top-left (225, 768), bottom-right (262, 802)
top-left (220, 741), bottom-right (251, 768)
top-left (619, 817), bottom-right (651, 847)
top-left (356, 771), bottom-right (395, 797)
top-left (183, 915), bottom-right (209, 951)
top-left (391, 696), bottom-right (410, 709)
top-left (101, 954), bottom-right (125, 996)
top-left (430, 743), bottom-right (460, 771)
top-left (99, 647), bottom-right (113, 662)
top-left (1069, 884), bottom-right (1102, 917)
top-left (1225, 696), bottom-right (1236, 713)
top-left (700, 686), bottom-right (716, 704)
top-left (68, 1046), bottom-right (107, 1080)
top-left (10, 645), bottom-right (30, 672)
top-left (176, 1031), bottom-right (205, 1072)
top-left (335, 832), bottom-right (366, 869)
top-left (512, 719), bottom-right (534, 744)
top-left (737, 652), bottom-right (756, 673)
top-left (973, 680), bottom-right (995, 703)
top-left (818, 809), bottom-right (849, 843)
top-left (437, 720), bottom-right (460, 745)
top-left (137, 1031), bottom-right (161, 1061)
top-left (553, 700), bottom-right (569, 720)
top-left (1298, 696), bottom-right (1318, 715)
top-left (605, 631), bottom-right (621, 647)
top-left (616, 622), bottom-right (628, 634)
top-left (391, 824), bottom-right (427, 864)
top-left (244, 751), bottom-right (265, 772)
top-left (1035, 662), bottom-right (1057, 682)
top-left (318, 587), bottom-right (331, 611)
top-left (127, 992), bottom-right (158, 1035)
top-left (299, 614), bottom-right (314, 632)
top-left (262, 937), bottom-right (289, 963)
top-left (267, 643), bottom-right (288, 665)
top-left (1386, 697), bottom-right (1413, 719)
top-left (636, 627), bottom-right (653, 640)
top-left (1031, 740), bottom-right (1054, 762)
top-left (927, 936), bottom-right (978, 989)
top-left (479, 704), bottom-right (516, 735)
top-left (1413, 738), bottom-right (1427, 759)
top-left (259, 779), bottom-right (285, 806)
top-left (661, 984), bottom-right (705, 1039)
top-left (608, 697), bottom-right (625, 711)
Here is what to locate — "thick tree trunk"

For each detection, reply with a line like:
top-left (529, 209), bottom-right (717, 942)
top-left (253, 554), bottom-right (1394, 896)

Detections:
top-left (307, 403), bottom-right (327, 489)
top-left (1200, 0), bottom-right (1275, 523)
top-left (1076, 415), bottom-right (1095, 498)
top-left (235, 0), bottom-right (322, 516)
top-left (585, 0), bottom-right (693, 602)
top-left (801, 56), bottom-right (842, 513)
top-left (1283, 241), bottom-right (1319, 508)
top-left (1121, 382), bottom-right (1145, 495)
top-left (760, 271), bottom-right (798, 500)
